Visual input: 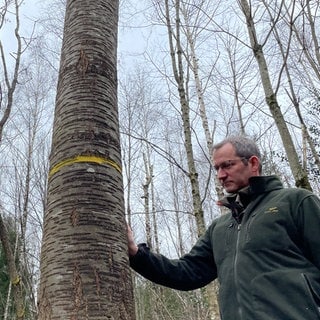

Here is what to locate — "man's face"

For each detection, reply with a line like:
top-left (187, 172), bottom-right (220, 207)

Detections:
top-left (212, 143), bottom-right (258, 193)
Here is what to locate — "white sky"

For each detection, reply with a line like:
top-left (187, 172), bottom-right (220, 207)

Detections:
top-left (1, 0), bottom-right (42, 71)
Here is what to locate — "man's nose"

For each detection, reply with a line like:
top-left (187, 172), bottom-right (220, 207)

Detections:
top-left (217, 167), bottom-right (227, 179)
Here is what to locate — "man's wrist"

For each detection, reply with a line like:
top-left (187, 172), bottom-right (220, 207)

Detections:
top-left (128, 244), bottom-right (139, 257)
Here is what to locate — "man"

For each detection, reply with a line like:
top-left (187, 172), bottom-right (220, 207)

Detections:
top-left (128, 136), bottom-right (320, 319)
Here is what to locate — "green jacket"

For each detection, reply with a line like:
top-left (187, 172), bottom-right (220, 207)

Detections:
top-left (130, 176), bottom-right (320, 319)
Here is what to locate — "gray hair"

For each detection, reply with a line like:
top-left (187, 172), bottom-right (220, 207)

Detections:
top-left (212, 136), bottom-right (262, 173)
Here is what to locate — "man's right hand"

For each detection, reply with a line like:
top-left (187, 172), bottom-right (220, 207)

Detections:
top-left (127, 224), bottom-right (139, 257)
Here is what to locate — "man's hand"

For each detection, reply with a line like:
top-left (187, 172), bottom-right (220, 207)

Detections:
top-left (127, 224), bottom-right (139, 257)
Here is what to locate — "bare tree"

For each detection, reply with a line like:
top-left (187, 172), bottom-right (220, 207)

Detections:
top-left (238, 0), bottom-right (312, 189)
top-left (279, 1), bottom-right (320, 175)
top-left (0, 1), bottom-right (29, 318)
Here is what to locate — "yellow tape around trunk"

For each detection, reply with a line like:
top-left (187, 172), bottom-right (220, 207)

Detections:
top-left (49, 155), bottom-right (122, 178)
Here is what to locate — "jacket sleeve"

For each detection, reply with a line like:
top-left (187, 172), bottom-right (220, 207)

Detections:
top-left (297, 193), bottom-right (320, 269)
top-left (129, 225), bottom-right (217, 291)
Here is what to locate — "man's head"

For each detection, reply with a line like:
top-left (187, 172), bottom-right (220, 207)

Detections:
top-left (212, 136), bottom-right (262, 193)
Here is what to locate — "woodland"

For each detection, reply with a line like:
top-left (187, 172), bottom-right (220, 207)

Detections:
top-left (0, 0), bottom-right (319, 319)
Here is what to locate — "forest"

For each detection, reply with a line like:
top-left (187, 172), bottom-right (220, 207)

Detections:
top-left (0, 0), bottom-right (319, 319)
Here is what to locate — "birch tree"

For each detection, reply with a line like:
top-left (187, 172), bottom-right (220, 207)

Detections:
top-left (0, 1), bottom-right (29, 318)
top-left (238, 0), bottom-right (312, 189)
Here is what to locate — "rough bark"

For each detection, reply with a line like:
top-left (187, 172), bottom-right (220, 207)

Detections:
top-left (38, 1), bottom-right (135, 319)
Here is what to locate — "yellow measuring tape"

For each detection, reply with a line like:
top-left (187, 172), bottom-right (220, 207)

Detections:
top-left (49, 155), bottom-right (122, 178)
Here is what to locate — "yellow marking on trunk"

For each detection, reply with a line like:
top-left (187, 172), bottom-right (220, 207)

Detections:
top-left (12, 275), bottom-right (20, 285)
top-left (49, 155), bottom-right (121, 178)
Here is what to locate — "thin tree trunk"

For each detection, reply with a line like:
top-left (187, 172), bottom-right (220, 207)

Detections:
top-left (4, 281), bottom-right (12, 320)
top-left (163, 1), bottom-right (220, 319)
top-left (180, 2), bottom-right (227, 217)
top-left (164, 0), bottom-right (205, 236)
top-left (142, 152), bottom-right (152, 249)
top-left (239, 0), bottom-right (312, 190)
top-left (0, 1), bottom-right (25, 318)
top-left (0, 215), bottom-right (25, 319)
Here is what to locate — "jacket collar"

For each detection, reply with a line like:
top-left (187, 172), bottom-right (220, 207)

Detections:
top-left (218, 175), bottom-right (283, 219)
top-left (218, 176), bottom-right (283, 224)
top-left (248, 175), bottom-right (283, 196)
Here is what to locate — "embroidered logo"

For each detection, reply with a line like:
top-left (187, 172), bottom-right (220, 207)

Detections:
top-left (265, 207), bottom-right (279, 214)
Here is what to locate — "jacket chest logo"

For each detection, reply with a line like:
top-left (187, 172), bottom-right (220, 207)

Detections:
top-left (265, 207), bottom-right (279, 214)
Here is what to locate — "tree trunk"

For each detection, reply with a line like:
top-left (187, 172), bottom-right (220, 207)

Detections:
top-left (38, 1), bottom-right (135, 319)
top-left (163, 1), bottom-right (220, 318)
top-left (164, 0), bottom-right (205, 236)
top-left (0, 216), bottom-right (25, 319)
top-left (239, 0), bottom-right (312, 190)
top-left (0, 1), bottom-right (26, 318)
top-left (142, 152), bottom-right (152, 249)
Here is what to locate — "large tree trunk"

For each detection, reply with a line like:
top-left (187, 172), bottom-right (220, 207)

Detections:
top-left (38, 1), bottom-right (135, 319)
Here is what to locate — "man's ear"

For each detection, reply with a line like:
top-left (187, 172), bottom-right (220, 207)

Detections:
top-left (249, 156), bottom-right (260, 173)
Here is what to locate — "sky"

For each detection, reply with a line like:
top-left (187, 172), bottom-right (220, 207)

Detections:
top-left (0, 0), bottom-right (154, 73)
top-left (1, 0), bottom-right (42, 73)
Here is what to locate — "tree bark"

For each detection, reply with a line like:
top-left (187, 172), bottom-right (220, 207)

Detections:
top-left (38, 1), bottom-right (135, 319)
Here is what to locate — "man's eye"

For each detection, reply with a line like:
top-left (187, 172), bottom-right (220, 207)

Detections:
top-left (214, 160), bottom-right (237, 171)
top-left (224, 162), bottom-right (233, 169)
top-left (221, 162), bottom-right (231, 170)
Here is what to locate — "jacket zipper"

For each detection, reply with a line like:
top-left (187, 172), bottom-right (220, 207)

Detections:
top-left (230, 194), bottom-right (267, 319)
top-left (234, 223), bottom-right (243, 320)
